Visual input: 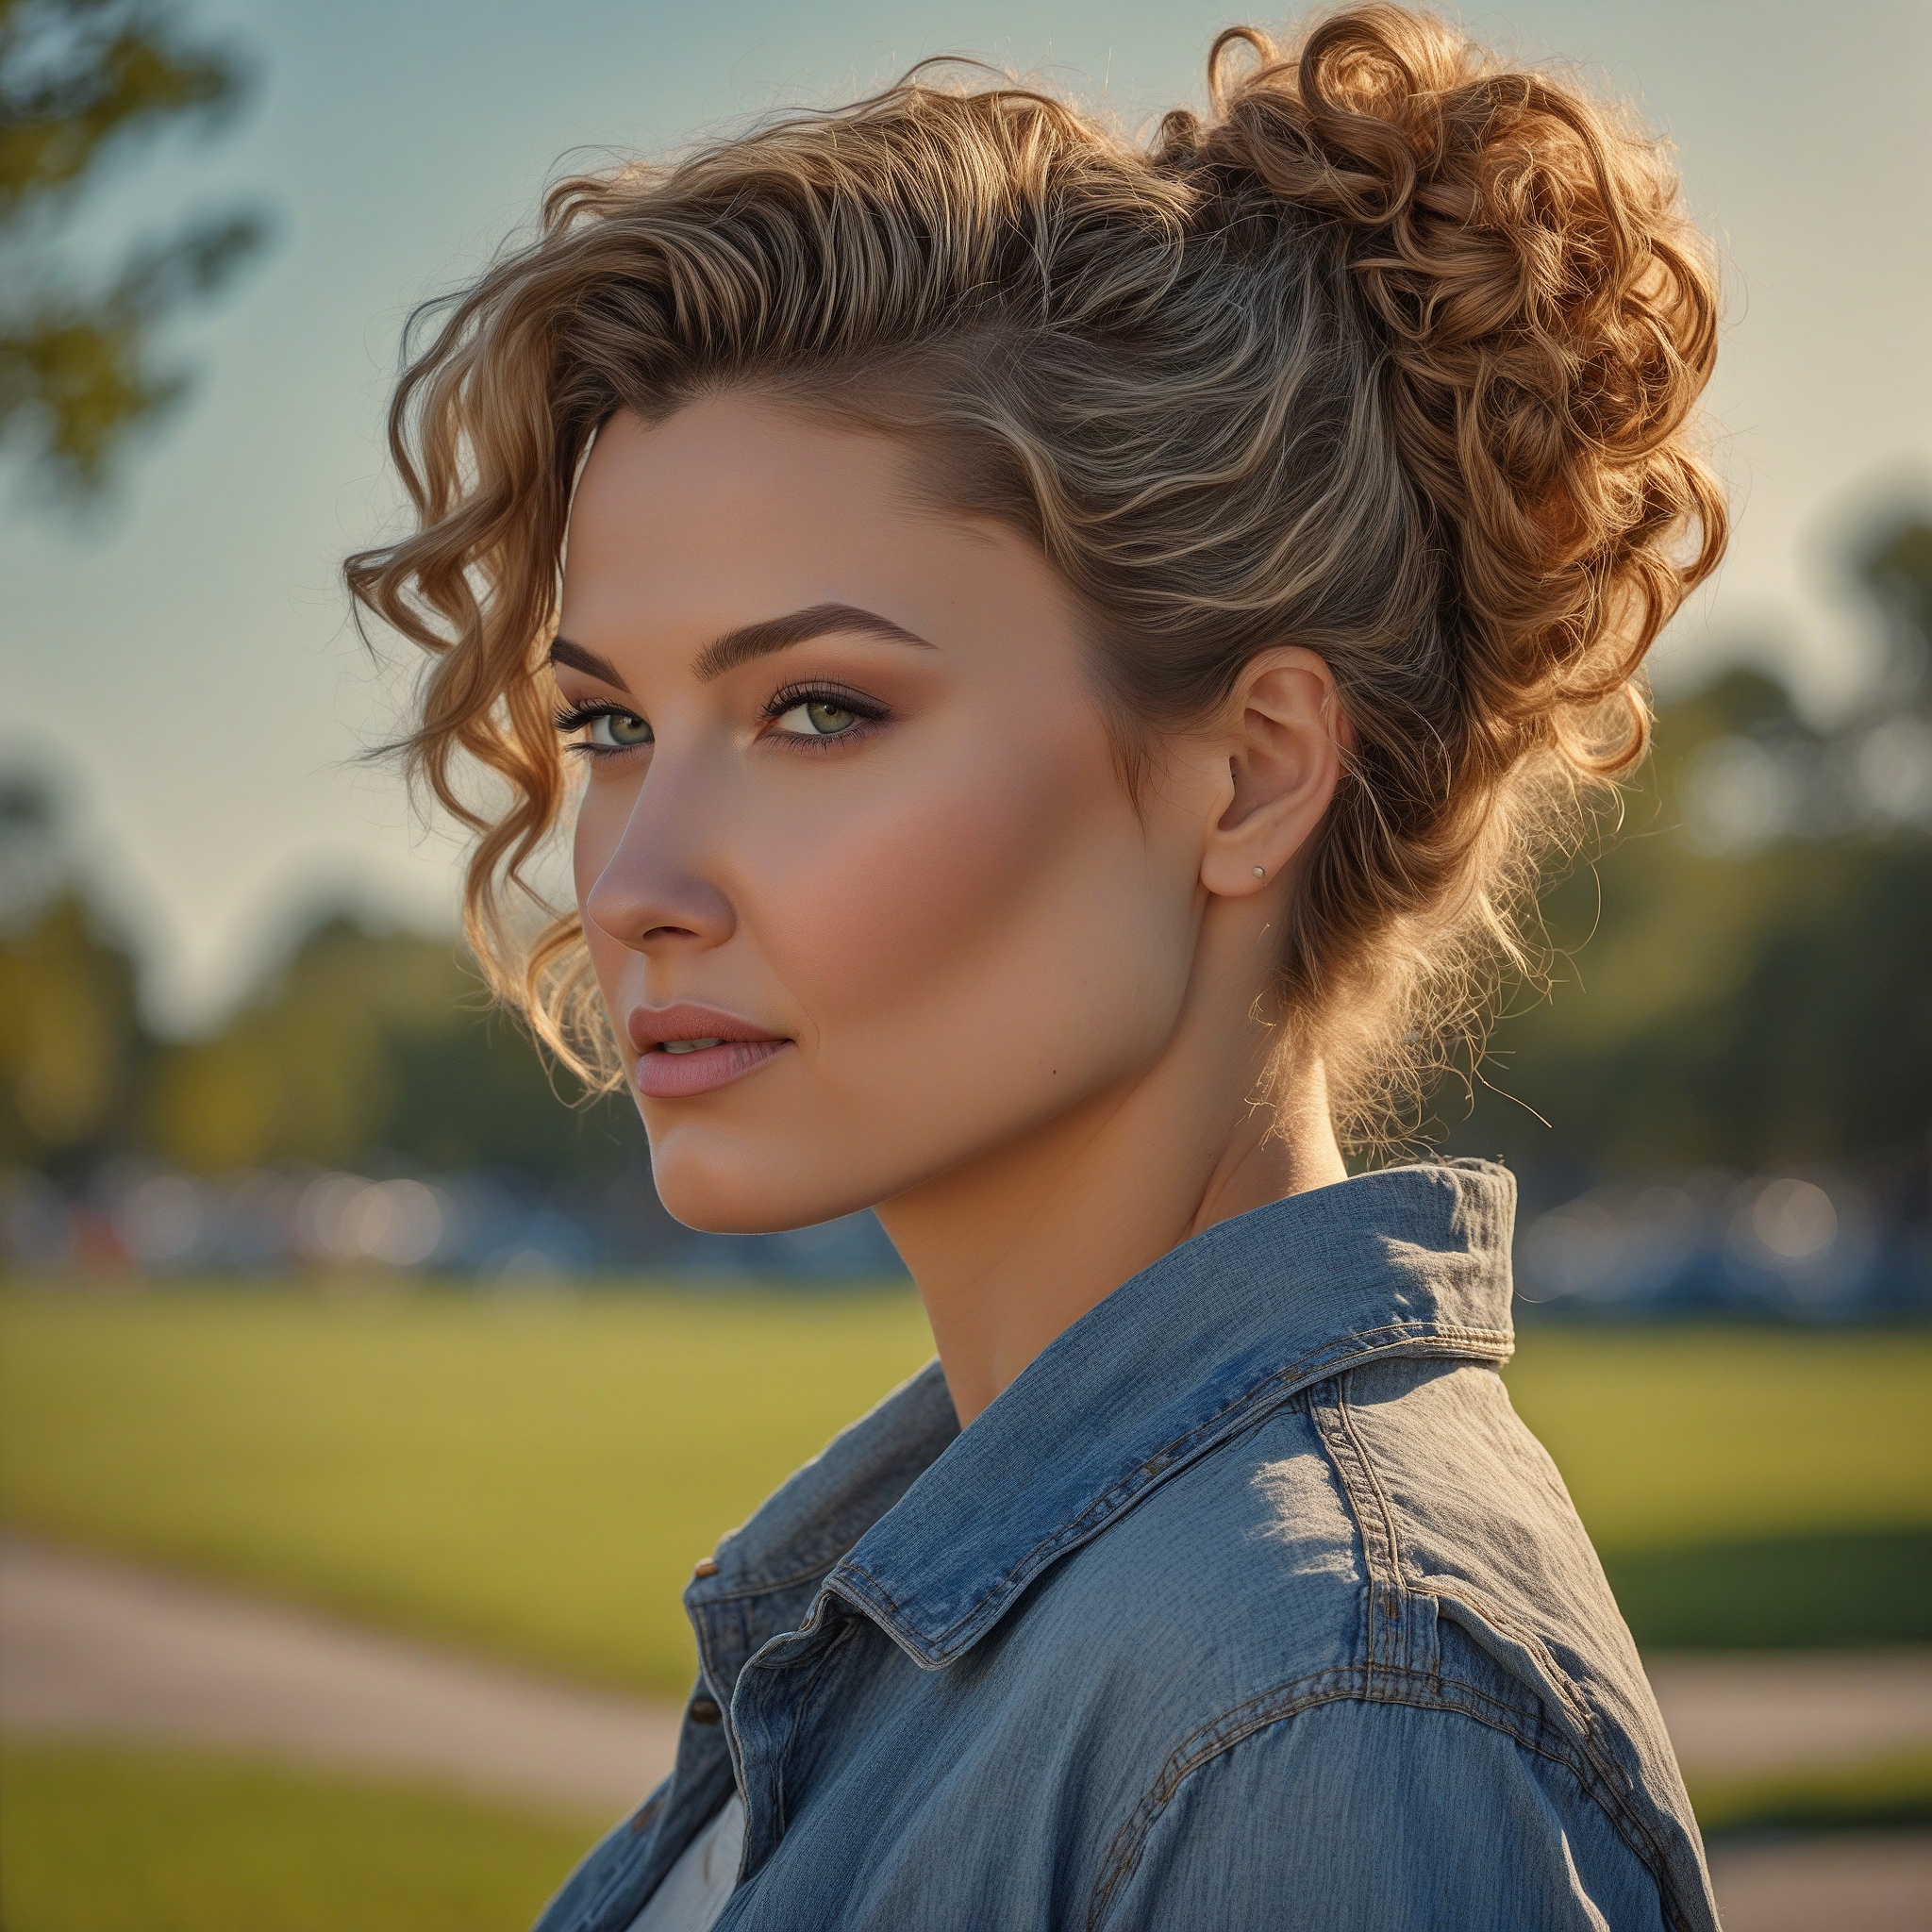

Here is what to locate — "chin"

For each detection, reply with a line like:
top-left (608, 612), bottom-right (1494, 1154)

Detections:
top-left (647, 1134), bottom-right (891, 1237)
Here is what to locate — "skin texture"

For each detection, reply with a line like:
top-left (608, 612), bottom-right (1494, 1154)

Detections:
top-left (557, 395), bottom-right (1351, 1424)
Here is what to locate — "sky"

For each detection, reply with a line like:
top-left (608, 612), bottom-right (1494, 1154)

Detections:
top-left (4, 0), bottom-right (1928, 1032)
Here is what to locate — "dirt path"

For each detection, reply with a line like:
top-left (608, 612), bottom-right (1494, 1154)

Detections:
top-left (1709, 1833), bottom-right (1932, 1932)
top-left (0, 1537), bottom-right (679, 1814)
top-left (1644, 1647), bottom-right (1932, 1775)
top-left (4, 1536), bottom-right (1929, 1928)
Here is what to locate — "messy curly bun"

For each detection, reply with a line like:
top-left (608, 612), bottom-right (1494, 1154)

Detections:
top-left (348, 4), bottom-right (1724, 1148)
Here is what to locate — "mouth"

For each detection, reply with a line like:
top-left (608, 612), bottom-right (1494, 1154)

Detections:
top-left (627, 1003), bottom-right (792, 1101)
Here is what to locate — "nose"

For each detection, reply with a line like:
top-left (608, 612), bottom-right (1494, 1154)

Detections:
top-left (580, 758), bottom-right (736, 955)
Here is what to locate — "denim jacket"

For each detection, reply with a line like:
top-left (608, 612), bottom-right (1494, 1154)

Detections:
top-left (535, 1160), bottom-right (1717, 1932)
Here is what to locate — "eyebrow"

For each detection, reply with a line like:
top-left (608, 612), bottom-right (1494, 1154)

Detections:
top-left (547, 603), bottom-right (933, 694)
top-left (691, 603), bottom-right (934, 682)
top-left (548, 637), bottom-right (630, 690)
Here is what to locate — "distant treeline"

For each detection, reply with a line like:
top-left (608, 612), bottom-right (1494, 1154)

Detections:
top-left (4, 516), bottom-right (1929, 1197)
top-left (0, 896), bottom-right (643, 1187)
top-left (1447, 511), bottom-right (1932, 1199)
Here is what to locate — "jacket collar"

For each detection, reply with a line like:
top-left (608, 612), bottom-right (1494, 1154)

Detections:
top-left (689, 1159), bottom-right (1515, 1683)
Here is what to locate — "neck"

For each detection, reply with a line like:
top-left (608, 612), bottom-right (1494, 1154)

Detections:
top-left (876, 970), bottom-right (1348, 1427)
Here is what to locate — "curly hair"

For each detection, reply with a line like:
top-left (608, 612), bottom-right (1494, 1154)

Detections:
top-left (346, 5), bottom-right (1724, 1150)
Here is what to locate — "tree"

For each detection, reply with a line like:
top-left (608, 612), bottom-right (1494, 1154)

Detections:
top-left (142, 912), bottom-right (646, 1182)
top-left (0, 0), bottom-right (266, 491)
top-left (1448, 515), bottom-right (1932, 1186)
top-left (1856, 511), bottom-right (1932, 702)
top-left (0, 774), bottom-right (148, 1172)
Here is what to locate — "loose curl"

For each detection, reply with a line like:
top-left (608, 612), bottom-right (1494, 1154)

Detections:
top-left (347, 4), bottom-right (1724, 1151)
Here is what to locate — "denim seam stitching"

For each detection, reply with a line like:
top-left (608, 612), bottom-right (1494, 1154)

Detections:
top-left (1083, 1665), bottom-right (1690, 1932)
top-left (835, 1325), bottom-right (1511, 1657)
top-left (1299, 1388), bottom-right (1675, 1900)
top-left (766, 1615), bottom-right (856, 1846)
top-left (1418, 1580), bottom-right (1690, 1905)
top-left (1302, 1380), bottom-right (1373, 1668)
top-left (1312, 1376), bottom-right (1410, 1672)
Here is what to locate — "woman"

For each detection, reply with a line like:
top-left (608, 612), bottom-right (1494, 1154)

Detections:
top-left (350, 8), bottom-right (1724, 1927)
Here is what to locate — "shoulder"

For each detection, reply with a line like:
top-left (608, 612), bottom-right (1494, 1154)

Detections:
top-left (1003, 1354), bottom-right (1714, 1932)
top-left (1094, 1349), bottom-right (1650, 1713)
top-left (1018, 1351), bottom-right (1610, 1699)
top-left (1027, 1350), bottom-right (1672, 1796)
top-left (1090, 1692), bottom-right (1678, 1932)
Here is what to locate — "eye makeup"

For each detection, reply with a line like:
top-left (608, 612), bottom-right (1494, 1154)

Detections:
top-left (554, 699), bottom-right (653, 756)
top-left (761, 679), bottom-right (891, 747)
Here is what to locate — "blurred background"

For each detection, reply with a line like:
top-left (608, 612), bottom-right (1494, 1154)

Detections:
top-left (1, 2), bottom-right (1927, 1929)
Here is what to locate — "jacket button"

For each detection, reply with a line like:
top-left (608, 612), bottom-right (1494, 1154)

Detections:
top-left (692, 1557), bottom-right (719, 1578)
top-left (689, 1696), bottom-right (723, 1724)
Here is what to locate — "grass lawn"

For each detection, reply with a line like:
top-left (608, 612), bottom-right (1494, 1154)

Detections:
top-left (1, 1284), bottom-right (1926, 1693)
top-left (1502, 1325), bottom-right (1931, 1551)
top-left (1688, 1747), bottom-right (1932, 1840)
top-left (0, 1742), bottom-right (604, 1932)
top-left (1505, 1324), bottom-right (1932, 1649)
top-left (0, 1282), bottom-right (932, 1694)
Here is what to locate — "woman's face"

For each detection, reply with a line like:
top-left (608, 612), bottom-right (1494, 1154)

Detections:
top-left (556, 395), bottom-right (1219, 1233)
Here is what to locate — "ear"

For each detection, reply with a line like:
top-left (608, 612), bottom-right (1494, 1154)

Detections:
top-left (1200, 647), bottom-right (1353, 899)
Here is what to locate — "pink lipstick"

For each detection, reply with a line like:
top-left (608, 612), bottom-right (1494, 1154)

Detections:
top-left (627, 1002), bottom-right (792, 1100)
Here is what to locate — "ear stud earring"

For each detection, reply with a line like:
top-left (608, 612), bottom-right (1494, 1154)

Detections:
top-left (1253, 866), bottom-right (1266, 878)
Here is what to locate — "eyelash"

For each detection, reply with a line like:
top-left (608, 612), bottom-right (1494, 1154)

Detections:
top-left (551, 683), bottom-right (893, 759)
top-left (552, 700), bottom-right (645, 759)
top-left (761, 680), bottom-right (891, 747)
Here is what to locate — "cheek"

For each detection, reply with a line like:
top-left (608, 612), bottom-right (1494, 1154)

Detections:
top-left (744, 715), bottom-right (1159, 1041)
top-left (769, 774), bottom-right (1036, 1008)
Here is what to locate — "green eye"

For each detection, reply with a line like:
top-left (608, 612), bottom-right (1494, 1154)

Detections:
top-left (774, 696), bottom-right (864, 738)
top-left (588, 710), bottom-right (652, 748)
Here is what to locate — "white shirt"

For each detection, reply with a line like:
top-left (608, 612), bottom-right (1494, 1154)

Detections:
top-left (625, 1794), bottom-right (744, 1932)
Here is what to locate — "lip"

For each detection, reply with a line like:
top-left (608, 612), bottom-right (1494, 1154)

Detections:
top-left (626, 1002), bottom-right (792, 1101)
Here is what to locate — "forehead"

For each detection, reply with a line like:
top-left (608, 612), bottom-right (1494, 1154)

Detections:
top-left (571, 395), bottom-right (916, 539)
top-left (559, 397), bottom-right (942, 587)
top-left (556, 393), bottom-right (1090, 688)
